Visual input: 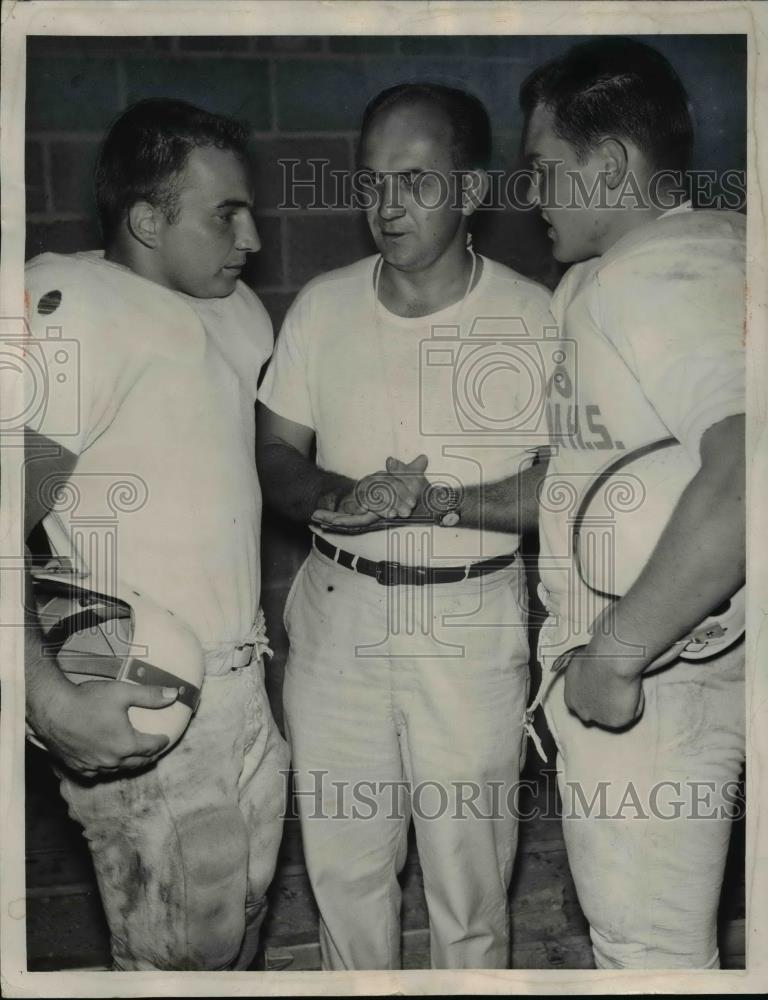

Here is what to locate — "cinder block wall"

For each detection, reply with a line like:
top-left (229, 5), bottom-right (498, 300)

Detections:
top-left (26, 34), bottom-right (747, 310)
top-left (25, 33), bottom-right (747, 724)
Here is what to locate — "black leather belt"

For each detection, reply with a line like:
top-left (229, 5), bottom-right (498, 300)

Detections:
top-left (313, 534), bottom-right (517, 586)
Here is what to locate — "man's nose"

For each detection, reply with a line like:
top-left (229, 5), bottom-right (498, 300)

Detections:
top-left (236, 213), bottom-right (261, 253)
top-left (377, 175), bottom-right (406, 221)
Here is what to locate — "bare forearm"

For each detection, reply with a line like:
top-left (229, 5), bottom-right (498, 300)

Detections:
top-left (449, 460), bottom-right (548, 533)
top-left (257, 442), bottom-right (355, 524)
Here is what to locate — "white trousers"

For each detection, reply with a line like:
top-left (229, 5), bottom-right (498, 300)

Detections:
top-left (283, 547), bottom-right (530, 970)
top-left (537, 611), bottom-right (745, 969)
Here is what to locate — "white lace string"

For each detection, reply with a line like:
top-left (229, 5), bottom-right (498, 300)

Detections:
top-left (237, 607), bottom-right (273, 661)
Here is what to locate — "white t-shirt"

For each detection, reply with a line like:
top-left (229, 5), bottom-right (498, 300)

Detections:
top-left (259, 254), bottom-right (554, 564)
top-left (24, 250), bottom-right (273, 650)
top-left (538, 207), bottom-right (746, 622)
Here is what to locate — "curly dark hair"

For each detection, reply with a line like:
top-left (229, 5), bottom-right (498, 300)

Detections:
top-left (520, 38), bottom-right (694, 174)
top-left (95, 98), bottom-right (250, 241)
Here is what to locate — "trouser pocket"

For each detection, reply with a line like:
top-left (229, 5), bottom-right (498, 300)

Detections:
top-left (282, 555), bottom-right (309, 633)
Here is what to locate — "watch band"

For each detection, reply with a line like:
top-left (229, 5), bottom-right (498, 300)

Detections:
top-left (424, 483), bottom-right (462, 526)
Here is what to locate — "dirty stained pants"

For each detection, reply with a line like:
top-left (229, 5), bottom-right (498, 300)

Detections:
top-left (56, 655), bottom-right (289, 971)
top-left (537, 607), bottom-right (745, 969)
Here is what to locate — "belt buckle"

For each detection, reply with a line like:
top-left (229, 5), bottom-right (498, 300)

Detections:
top-left (375, 560), bottom-right (401, 586)
top-left (235, 640), bottom-right (256, 667)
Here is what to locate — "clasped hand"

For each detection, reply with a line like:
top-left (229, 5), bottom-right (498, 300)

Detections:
top-left (561, 646), bottom-right (645, 730)
top-left (30, 678), bottom-right (179, 779)
top-left (558, 607), bottom-right (648, 730)
top-left (312, 454), bottom-right (429, 532)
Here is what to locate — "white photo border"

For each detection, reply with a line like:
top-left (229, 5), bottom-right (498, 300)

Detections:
top-left (1, 1), bottom-right (765, 995)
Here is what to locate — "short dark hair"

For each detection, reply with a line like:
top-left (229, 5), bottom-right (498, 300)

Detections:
top-left (95, 99), bottom-right (250, 242)
top-left (358, 82), bottom-right (492, 170)
top-left (519, 38), bottom-right (694, 174)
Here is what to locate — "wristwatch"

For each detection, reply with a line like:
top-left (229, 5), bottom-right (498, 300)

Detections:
top-left (425, 483), bottom-right (462, 527)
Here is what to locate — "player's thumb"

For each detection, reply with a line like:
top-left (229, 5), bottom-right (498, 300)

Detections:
top-left (124, 684), bottom-right (179, 710)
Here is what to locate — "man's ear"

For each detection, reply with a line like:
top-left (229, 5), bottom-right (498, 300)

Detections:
top-left (127, 200), bottom-right (163, 249)
top-left (596, 137), bottom-right (629, 191)
top-left (460, 169), bottom-right (490, 216)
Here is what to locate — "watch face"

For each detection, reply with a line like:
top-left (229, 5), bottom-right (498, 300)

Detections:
top-left (441, 510), bottom-right (460, 527)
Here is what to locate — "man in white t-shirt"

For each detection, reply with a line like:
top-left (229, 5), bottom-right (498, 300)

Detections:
top-left (24, 100), bottom-right (289, 970)
top-left (519, 39), bottom-right (746, 967)
top-left (257, 83), bottom-right (553, 970)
